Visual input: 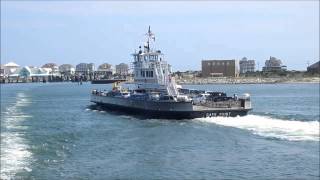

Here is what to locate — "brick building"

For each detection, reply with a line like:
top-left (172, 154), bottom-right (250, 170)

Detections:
top-left (202, 60), bottom-right (239, 77)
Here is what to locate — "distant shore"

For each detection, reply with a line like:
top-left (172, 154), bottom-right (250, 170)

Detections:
top-left (1, 76), bottom-right (319, 85)
top-left (175, 77), bottom-right (320, 85)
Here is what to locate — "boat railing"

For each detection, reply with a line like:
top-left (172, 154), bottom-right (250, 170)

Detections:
top-left (200, 100), bottom-right (242, 108)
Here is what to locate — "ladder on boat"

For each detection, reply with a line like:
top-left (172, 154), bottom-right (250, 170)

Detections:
top-left (166, 77), bottom-right (178, 97)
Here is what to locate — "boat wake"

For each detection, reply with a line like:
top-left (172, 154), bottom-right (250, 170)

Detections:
top-left (195, 115), bottom-right (319, 141)
top-left (87, 105), bottom-right (319, 141)
top-left (1, 92), bottom-right (33, 179)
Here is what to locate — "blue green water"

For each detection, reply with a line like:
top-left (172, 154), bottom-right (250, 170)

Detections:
top-left (1, 83), bottom-right (319, 179)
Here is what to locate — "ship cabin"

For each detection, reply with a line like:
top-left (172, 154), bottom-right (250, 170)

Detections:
top-left (132, 47), bottom-right (172, 93)
top-left (129, 26), bottom-right (179, 99)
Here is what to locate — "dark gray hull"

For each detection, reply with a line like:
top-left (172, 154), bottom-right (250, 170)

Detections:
top-left (91, 95), bottom-right (251, 119)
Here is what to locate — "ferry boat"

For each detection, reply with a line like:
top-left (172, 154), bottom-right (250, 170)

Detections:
top-left (90, 27), bottom-right (252, 119)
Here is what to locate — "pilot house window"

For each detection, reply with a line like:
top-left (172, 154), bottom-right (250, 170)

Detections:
top-left (141, 71), bottom-right (145, 77)
top-left (145, 71), bottom-right (154, 78)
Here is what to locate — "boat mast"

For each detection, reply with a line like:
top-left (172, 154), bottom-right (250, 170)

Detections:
top-left (145, 25), bottom-right (155, 53)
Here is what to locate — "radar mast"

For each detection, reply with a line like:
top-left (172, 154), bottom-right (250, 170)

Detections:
top-left (144, 26), bottom-right (155, 53)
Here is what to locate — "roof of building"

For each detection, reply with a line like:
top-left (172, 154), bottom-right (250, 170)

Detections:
top-left (117, 63), bottom-right (128, 66)
top-left (42, 63), bottom-right (58, 68)
top-left (202, 59), bottom-right (236, 61)
top-left (59, 64), bottom-right (74, 68)
top-left (4, 62), bottom-right (20, 67)
top-left (98, 63), bottom-right (113, 70)
top-left (308, 61), bottom-right (319, 69)
top-left (13, 66), bottom-right (51, 77)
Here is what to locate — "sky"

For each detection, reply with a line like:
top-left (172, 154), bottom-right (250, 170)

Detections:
top-left (1, 1), bottom-right (319, 71)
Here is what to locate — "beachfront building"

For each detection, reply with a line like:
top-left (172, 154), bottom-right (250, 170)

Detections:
top-left (239, 57), bottom-right (255, 74)
top-left (75, 63), bottom-right (95, 75)
top-left (59, 64), bottom-right (75, 81)
top-left (0, 64), bottom-right (5, 77)
top-left (20, 67), bottom-right (50, 77)
top-left (262, 56), bottom-right (287, 72)
top-left (307, 61), bottom-right (320, 74)
top-left (8, 66), bottom-right (51, 82)
top-left (95, 63), bottom-right (114, 79)
top-left (3, 62), bottom-right (20, 76)
top-left (115, 63), bottom-right (129, 75)
top-left (75, 63), bottom-right (95, 81)
top-left (42, 63), bottom-right (59, 75)
top-left (202, 59), bottom-right (239, 77)
top-left (59, 64), bottom-right (75, 75)
top-left (0, 64), bottom-right (5, 82)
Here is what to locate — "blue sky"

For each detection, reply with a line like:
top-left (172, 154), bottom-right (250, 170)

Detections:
top-left (1, 1), bottom-right (319, 71)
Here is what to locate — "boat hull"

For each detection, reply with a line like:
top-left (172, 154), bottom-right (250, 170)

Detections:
top-left (91, 95), bottom-right (251, 119)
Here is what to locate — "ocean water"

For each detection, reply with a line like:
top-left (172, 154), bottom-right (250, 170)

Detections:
top-left (0, 82), bottom-right (319, 179)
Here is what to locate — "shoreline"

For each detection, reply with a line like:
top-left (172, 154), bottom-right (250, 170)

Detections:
top-left (1, 76), bottom-right (319, 85)
top-left (175, 77), bottom-right (320, 85)
top-left (1, 80), bottom-right (319, 85)
top-left (177, 81), bottom-right (320, 85)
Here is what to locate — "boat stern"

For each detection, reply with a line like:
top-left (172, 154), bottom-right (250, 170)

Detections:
top-left (240, 93), bottom-right (252, 111)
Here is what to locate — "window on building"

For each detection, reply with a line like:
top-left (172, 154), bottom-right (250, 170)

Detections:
top-left (212, 62), bottom-right (215, 65)
top-left (208, 62), bottom-right (211, 66)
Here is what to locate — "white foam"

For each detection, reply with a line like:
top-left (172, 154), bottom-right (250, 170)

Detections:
top-left (120, 115), bottom-right (137, 120)
top-left (195, 115), bottom-right (319, 141)
top-left (1, 133), bottom-right (32, 179)
top-left (1, 92), bottom-right (33, 179)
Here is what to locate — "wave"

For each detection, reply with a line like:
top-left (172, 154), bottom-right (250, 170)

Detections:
top-left (1, 132), bottom-right (32, 179)
top-left (195, 115), bottom-right (319, 141)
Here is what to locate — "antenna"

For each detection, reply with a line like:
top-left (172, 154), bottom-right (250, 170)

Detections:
top-left (144, 26), bottom-right (156, 52)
